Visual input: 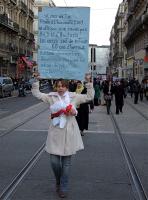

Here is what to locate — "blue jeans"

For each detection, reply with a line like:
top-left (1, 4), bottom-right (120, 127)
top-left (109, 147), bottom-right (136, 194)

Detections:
top-left (50, 154), bottom-right (71, 192)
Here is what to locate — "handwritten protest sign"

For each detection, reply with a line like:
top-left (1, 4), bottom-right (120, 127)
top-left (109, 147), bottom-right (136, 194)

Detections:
top-left (38, 7), bottom-right (90, 80)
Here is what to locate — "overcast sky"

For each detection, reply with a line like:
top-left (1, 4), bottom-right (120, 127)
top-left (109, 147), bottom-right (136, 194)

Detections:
top-left (53, 0), bottom-right (122, 45)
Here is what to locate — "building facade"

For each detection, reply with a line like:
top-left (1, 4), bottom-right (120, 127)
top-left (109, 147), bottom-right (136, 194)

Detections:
top-left (110, 0), bottom-right (148, 82)
top-left (33, 0), bottom-right (55, 74)
top-left (124, 0), bottom-right (148, 82)
top-left (89, 44), bottom-right (109, 80)
top-left (109, 1), bottom-right (127, 79)
top-left (0, 0), bottom-right (35, 79)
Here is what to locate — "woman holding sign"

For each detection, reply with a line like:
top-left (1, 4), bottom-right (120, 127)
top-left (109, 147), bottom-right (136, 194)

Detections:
top-left (31, 74), bottom-right (94, 198)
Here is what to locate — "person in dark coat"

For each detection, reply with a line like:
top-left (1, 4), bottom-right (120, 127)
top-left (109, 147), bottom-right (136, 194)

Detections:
top-left (103, 80), bottom-right (113, 114)
top-left (113, 80), bottom-right (126, 114)
top-left (75, 81), bottom-right (89, 136)
top-left (69, 80), bottom-right (77, 92)
top-left (94, 81), bottom-right (101, 106)
top-left (133, 80), bottom-right (140, 104)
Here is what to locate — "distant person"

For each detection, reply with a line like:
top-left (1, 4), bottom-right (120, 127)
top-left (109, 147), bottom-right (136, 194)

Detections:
top-left (75, 81), bottom-right (90, 136)
top-left (31, 73), bottom-right (94, 198)
top-left (144, 80), bottom-right (148, 100)
top-left (133, 80), bottom-right (140, 104)
top-left (69, 80), bottom-right (77, 92)
top-left (103, 80), bottom-right (113, 114)
top-left (129, 79), bottom-right (134, 98)
top-left (94, 81), bottom-right (101, 106)
top-left (113, 80), bottom-right (126, 114)
top-left (139, 80), bottom-right (144, 101)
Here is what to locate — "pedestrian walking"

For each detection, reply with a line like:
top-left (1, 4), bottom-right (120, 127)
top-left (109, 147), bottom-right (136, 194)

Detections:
top-left (75, 81), bottom-right (90, 136)
top-left (133, 80), bottom-right (140, 104)
top-left (94, 81), bottom-right (101, 106)
top-left (129, 79), bottom-right (134, 98)
top-left (113, 80), bottom-right (125, 114)
top-left (103, 81), bottom-right (113, 114)
top-left (144, 79), bottom-right (148, 100)
top-left (140, 80), bottom-right (144, 101)
top-left (31, 74), bottom-right (94, 198)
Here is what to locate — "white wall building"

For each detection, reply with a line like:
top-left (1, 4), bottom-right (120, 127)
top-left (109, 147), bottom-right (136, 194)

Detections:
top-left (89, 45), bottom-right (110, 79)
top-left (33, 0), bottom-right (55, 72)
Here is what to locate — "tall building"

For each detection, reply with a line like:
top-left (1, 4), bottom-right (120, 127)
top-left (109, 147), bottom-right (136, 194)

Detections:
top-left (124, 0), bottom-right (148, 82)
top-left (89, 44), bottom-right (109, 80)
top-left (33, 0), bottom-right (55, 74)
top-left (109, 26), bottom-right (115, 77)
top-left (111, 1), bottom-right (126, 79)
top-left (0, 0), bottom-right (35, 79)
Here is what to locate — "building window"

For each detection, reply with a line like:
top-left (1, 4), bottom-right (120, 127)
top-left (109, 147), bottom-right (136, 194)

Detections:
top-left (135, 68), bottom-right (138, 75)
top-left (0, 3), bottom-right (4, 14)
top-left (140, 67), bottom-right (143, 75)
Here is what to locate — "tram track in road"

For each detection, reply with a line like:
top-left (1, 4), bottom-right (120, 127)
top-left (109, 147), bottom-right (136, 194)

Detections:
top-left (0, 107), bottom-right (48, 138)
top-left (0, 144), bottom-right (45, 200)
top-left (110, 111), bottom-right (148, 200)
top-left (0, 104), bottom-right (48, 199)
top-left (126, 99), bottom-right (148, 120)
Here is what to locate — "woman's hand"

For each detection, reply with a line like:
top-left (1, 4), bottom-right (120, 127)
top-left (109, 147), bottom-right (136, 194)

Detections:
top-left (65, 108), bottom-right (77, 116)
top-left (70, 108), bottom-right (77, 116)
top-left (34, 72), bottom-right (41, 80)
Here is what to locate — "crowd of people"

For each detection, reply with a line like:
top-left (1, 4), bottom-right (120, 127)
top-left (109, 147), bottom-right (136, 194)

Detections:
top-left (68, 77), bottom-right (148, 117)
top-left (128, 78), bottom-right (148, 103)
top-left (50, 77), bottom-right (148, 135)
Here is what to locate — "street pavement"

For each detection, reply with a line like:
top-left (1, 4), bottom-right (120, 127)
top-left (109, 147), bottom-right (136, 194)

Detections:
top-left (0, 86), bottom-right (51, 119)
top-left (0, 95), bottom-right (147, 200)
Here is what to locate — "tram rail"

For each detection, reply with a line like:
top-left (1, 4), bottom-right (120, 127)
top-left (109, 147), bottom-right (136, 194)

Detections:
top-left (0, 98), bottom-right (147, 200)
top-left (126, 98), bottom-right (148, 120)
top-left (0, 106), bottom-right (48, 199)
top-left (0, 107), bottom-right (48, 138)
top-left (0, 144), bottom-right (45, 200)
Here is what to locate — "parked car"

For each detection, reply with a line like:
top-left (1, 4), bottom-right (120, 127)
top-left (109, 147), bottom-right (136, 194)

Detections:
top-left (0, 77), bottom-right (14, 97)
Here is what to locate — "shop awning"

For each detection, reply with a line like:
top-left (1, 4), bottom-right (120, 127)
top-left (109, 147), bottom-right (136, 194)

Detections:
top-left (21, 56), bottom-right (33, 68)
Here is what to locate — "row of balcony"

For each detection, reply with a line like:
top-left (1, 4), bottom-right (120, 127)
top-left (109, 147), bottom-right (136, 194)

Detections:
top-left (0, 14), bottom-right (34, 40)
top-left (19, 27), bottom-right (28, 38)
top-left (124, 16), bottom-right (143, 44)
top-left (0, 43), bottom-right (33, 55)
top-left (0, 14), bottom-right (19, 33)
top-left (15, 1), bottom-right (34, 18)
top-left (128, 0), bottom-right (143, 13)
top-left (10, 0), bottom-right (17, 5)
top-left (127, 0), bottom-right (144, 20)
top-left (124, 12), bottom-right (148, 45)
top-left (6, 0), bottom-right (34, 19)
top-left (0, 43), bottom-right (18, 53)
top-left (19, 28), bottom-right (34, 40)
top-left (18, 1), bottom-right (27, 14)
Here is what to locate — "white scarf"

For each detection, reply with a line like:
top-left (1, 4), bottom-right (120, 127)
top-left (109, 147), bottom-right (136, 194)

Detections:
top-left (50, 91), bottom-right (70, 128)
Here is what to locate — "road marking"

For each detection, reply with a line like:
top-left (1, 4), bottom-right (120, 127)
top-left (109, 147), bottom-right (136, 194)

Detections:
top-left (12, 129), bottom-right (114, 134)
top-left (85, 130), bottom-right (114, 133)
top-left (0, 129), bottom-right (147, 135)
